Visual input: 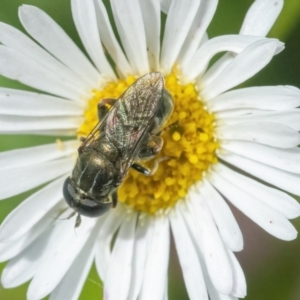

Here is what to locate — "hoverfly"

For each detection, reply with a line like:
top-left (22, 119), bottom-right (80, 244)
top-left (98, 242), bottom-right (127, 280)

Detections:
top-left (63, 72), bottom-right (174, 226)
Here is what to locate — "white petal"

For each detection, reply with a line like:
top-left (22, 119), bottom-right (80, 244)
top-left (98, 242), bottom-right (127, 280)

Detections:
top-left (0, 235), bottom-right (32, 263)
top-left (0, 177), bottom-right (65, 242)
top-left (200, 53), bottom-right (235, 88)
top-left (0, 46), bottom-right (83, 101)
top-left (170, 203), bottom-right (209, 300)
top-left (210, 171), bottom-right (297, 241)
top-left (160, 0), bottom-right (200, 74)
top-left (164, 281), bottom-right (168, 300)
top-left (215, 162), bottom-right (300, 219)
top-left (240, 0), bottom-right (283, 36)
top-left (0, 140), bottom-right (78, 171)
top-left (222, 141), bottom-right (300, 174)
top-left (209, 292), bottom-right (237, 300)
top-left (199, 32), bottom-right (209, 46)
top-left (71, 0), bottom-right (116, 79)
top-left (187, 191), bottom-right (233, 294)
top-left (95, 207), bottom-right (126, 280)
top-left (19, 5), bottom-right (101, 86)
top-left (93, 0), bottom-right (132, 77)
top-left (226, 250), bottom-right (246, 298)
top-left (160, 0), bottom-right (171, 13)
top-left (219, 152), bottom-right (300, 196)
top-left (139, 216), bottom-right (170, 300)
top-left (7, 129), bottom-right (76, 136)
top-left (27, 217), bottom-right (98, 300)
top-left (215, 108), bottom-right (271, 119)
top-left (178, 0), bottom-right (218, 68)
top-left (200, 179), bottom-right (243, 252)
top-left (127, 215), bottom-right (153, 300)
top-left (0, 157), bottom-right (73, 200)
top-left (139, 0), bottom-right (161, 71)
top-left (183, 35), bottom-right (268, 83)
top-left (201, 39), bottom-right (282, 100)
top-left (1, 224), bottom-right (55, 288)
top-left (179, 203), bottom-right (237, 299)
top-left (0, 202), bottom-right (65, 262)
top-left (218, 109), bottom-right (300, 131)
top-left (104, 213), bottom-right (137, 300)
top-left (49, 221), bottom-right (100, 300)
top-left (110, 0), bottom-right (149, 75)
top-left (209, 86), bottom-right (300, 111)
top-left (0, 88), bottom-right (84, 116)
top-left (0, 115), bottom-right (81, 134)
top-left (0, 22), bottom-right (91, 92)
top-left (201, 0), bottom-right (283, 88)
top-left (216, 122), bottom-right (300, 148)
top-left (209, 290), bottom-right (238, 300)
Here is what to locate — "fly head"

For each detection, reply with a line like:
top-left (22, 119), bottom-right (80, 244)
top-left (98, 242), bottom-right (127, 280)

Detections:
top-left (63, 177), bottom-right (112, 218)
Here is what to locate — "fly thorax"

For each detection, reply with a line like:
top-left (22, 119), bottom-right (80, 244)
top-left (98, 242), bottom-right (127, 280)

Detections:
top-left (72, 148), bottom-right (116, 199)
top-left (93, 138), bottom-right (119, 163)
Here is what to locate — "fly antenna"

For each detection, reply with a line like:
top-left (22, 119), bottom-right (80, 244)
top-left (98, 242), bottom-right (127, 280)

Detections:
top-left (75, 213), bottom-right (82, 228)
top-left (50, 209), bottom-right (77, 221)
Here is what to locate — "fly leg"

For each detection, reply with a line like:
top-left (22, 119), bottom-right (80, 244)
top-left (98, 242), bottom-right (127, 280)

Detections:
top-left (75, 214), bottom-right (82, 228)
top-left (134, 134), bottom-right (168, 176)
top-left (155, 120), bottom-right (179, 136)
top-left (131, 156), bottom-right (170, 176)
top-left (137, 135), bottom-right (164, 161)
top-left (97, 98), bottom-right (117, 121)
top-left (78, 98), bottom-right (118, 154)
top-left (111, 190), bottom-right (118, 208)
top-left (51, 209), bottom-right (82, 228)
top-left (137, 120), bottom-right (179, 161)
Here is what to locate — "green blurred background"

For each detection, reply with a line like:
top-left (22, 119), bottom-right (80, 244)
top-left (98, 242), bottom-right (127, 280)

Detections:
top-left (0, 0), bottom-right (300, 299)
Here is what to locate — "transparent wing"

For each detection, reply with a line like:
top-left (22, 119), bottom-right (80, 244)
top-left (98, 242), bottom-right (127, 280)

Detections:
top-left (79, 73), bottom-right (164, 178)
top-left (78, 112), bottom-right (109, 150)
top-left (105, 73), bottom-right (164, 177)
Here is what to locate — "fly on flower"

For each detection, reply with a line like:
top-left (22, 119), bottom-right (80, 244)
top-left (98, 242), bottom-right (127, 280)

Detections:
top-left (2, 1), bottom-right (300, 299)
top-left (63, 72), bottom-right (174, 227)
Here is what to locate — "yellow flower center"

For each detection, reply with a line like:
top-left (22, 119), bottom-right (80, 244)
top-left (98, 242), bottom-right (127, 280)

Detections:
top-left (78, 73), bottom-right (219, 215)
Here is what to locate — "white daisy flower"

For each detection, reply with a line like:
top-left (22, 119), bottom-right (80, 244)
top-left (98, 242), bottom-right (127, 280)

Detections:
top-left (0, 0), bottom-right (299, 299)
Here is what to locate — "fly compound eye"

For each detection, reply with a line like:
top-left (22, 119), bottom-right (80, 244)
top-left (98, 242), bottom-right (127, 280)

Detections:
top-left (77, 198), bottom-right (112, 217)
top-left (63, 177), bottom-right (76, 208)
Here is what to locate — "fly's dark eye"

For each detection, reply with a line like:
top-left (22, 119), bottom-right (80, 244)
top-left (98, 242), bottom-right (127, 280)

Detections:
top-left (63, 177), bottom-right (75, 208)
top-left (77, 198), bottom-right (112, 217)
top-left (63, 177), bottom-right (112, 218)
